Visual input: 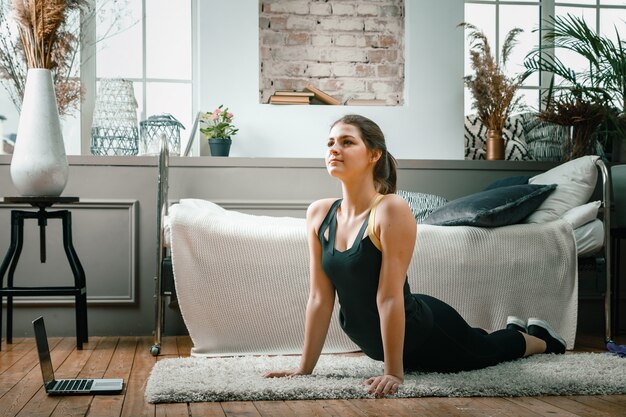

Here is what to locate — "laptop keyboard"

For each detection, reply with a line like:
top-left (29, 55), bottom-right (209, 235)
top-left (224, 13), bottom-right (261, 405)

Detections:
top-left (55, 379), bottom-right (94, 392)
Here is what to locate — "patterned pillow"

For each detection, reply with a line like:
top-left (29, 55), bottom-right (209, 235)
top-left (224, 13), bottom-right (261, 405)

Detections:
top-left (396, 190), bottom-right (448, 223)
top-left (520, 112), bottom-right (566, 162)
top-left (464, 114), bottom-right (532, 161)
top-left (520, 112), bottom-right (607, 161)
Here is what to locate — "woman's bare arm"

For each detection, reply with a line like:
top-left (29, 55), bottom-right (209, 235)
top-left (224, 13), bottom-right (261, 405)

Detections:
top-left (264, 199), bottom-right (336, 377)
top-left (366, 195), bottom-right (417, 396)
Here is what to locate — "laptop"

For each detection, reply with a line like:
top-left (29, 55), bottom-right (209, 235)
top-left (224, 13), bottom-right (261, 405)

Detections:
top-left (33, 316), bottom-right (124, 395)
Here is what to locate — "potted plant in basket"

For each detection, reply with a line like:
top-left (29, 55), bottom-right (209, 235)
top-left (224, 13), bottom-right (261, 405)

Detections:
top-left (200, 105), bottom-right (239, 157)
top-left (460, 23), bottom-right (528, 160)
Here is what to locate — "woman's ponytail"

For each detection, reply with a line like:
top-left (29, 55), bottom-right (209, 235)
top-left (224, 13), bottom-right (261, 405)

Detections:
top-left (374, 150), bottom-right (397, 194)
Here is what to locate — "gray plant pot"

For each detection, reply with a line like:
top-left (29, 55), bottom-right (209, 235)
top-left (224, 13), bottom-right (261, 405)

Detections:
top-left (208, 138), bottom-right (232, 157)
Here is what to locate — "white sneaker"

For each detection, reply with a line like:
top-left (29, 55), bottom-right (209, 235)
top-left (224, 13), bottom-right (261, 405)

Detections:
top-left (506, 316), bottom-right (527, 333)
top-left (527, 318), bottom-right (566, 354)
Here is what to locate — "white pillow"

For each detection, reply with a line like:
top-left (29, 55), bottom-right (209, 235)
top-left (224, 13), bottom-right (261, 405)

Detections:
top-left (561, 200), bottom-right (601, 229)
top-left (575, 218), bottom-right (604, 256)
top-left (524, 155), bottom-right (599, 223)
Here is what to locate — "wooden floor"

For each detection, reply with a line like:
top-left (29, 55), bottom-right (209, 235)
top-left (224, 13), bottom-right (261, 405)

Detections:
top-left (1, 334), bottom-right (625, 417)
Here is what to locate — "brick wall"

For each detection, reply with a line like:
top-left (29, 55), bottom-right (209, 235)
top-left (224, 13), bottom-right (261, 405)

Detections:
top-left (259, 0), bottom-right (405, 105)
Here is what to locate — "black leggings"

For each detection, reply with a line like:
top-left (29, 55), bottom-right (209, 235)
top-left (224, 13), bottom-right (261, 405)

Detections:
top-left (406, 294), bottom-right (527, 373)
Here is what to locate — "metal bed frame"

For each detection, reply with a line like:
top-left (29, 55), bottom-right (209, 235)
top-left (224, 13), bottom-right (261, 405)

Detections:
top-left (596, 158), bottom-right (613, 344)
top-left (150, 136), bottom-right (170, 356)
top-left (149, 142), bottom-right (615, 355)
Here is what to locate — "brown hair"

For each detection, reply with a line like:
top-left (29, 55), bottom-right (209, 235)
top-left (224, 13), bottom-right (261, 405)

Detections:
top-left (331, 114), bottom-right (397, 194)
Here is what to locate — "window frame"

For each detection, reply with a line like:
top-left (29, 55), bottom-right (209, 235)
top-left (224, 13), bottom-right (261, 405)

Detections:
top-left (464, 0), bottom-right (626, 113)
top-left (79, 0), bottom-right (197, 155)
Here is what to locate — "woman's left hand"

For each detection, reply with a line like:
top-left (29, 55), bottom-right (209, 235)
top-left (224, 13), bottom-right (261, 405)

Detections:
top-left (364, 374), bottom-right (403, 398)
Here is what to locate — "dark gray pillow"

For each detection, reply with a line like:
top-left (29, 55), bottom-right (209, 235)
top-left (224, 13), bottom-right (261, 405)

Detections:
top-left (423, 184), bottom-right (557, 227)
top-left (396, 190), bottom-right (448, 223)
top-left (483, 175), bottom-right (531, 191)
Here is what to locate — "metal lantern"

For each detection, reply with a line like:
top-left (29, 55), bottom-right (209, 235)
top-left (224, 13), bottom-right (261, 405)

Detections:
top-left (140, 114), bottom-right (185, 156)
top-left (90, 79), bottom-right (139, 156)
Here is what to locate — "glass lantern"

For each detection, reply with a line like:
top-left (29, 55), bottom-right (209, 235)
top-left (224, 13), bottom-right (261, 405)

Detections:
top-left (139, 114), bottom-right (185, 156)
top-left (90, 79), bottom-right (139, 156)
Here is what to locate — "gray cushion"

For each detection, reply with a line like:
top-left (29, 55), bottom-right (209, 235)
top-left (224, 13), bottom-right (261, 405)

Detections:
top-left (483, 175), bottom-right (531, 191)
top-left (423, 184), bottom-right (557, 227)
top-left (396, 190), bottom-right (448, 223)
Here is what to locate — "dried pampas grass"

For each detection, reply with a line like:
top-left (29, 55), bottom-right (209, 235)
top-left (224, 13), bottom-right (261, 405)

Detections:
top-left (12, 0), bottom-right (67, 69)
top-left (460, 22), bottom-right (527, 133)
top-left (2, 0), bottom-right (89, 115)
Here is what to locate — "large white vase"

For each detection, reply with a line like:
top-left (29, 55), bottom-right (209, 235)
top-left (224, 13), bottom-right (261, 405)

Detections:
top-left (10, 68), bottom-right (69, 196)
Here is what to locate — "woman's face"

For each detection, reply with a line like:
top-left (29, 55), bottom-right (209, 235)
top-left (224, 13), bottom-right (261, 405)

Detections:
top-left (326, 122), bottom-right (376, 180)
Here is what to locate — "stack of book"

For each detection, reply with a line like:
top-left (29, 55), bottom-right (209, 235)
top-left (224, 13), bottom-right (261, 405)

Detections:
top-left (268, 84), bottom-right (341, 105)
top-left (346, 98), bottom-right (386, 106)
top-left (269, 91), bottom-right (314, 105)
top-left (304, 84), bottom-right (341, 105)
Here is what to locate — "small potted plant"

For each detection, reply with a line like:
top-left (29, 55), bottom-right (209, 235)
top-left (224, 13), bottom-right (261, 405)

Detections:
top-left (200, 105), bottom-right (239, 157)
top-left (461, 23), bottom-right (527, 160)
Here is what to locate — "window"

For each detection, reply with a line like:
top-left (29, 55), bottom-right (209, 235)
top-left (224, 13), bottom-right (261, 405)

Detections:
top-left (0, 0), bottom-right (194, 155)
top-left (464, 0), bottom-right (626, 115)
top-left (88, 0), bottom-right (194, 155)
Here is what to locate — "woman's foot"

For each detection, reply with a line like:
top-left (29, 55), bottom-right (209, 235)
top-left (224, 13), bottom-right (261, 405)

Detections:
top-left (527, 318), bottom-right (566, 354)
top-left (506, 316), bottom-right (527, 333)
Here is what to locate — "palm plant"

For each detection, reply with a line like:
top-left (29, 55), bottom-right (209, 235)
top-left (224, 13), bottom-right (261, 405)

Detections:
top-left (524, 14), bottom-right (626, 158)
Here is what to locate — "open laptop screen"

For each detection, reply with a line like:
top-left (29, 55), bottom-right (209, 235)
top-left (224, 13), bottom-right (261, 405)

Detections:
top-left (33, 317), bottom-right (55, 388)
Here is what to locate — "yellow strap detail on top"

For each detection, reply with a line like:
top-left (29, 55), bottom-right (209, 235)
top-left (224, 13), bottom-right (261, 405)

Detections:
top-left (367, 194), bottom-right (384, 251)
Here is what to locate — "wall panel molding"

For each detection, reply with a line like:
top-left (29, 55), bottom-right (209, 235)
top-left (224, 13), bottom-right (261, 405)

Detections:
top-left (0, 199), bottom-right (138, 305)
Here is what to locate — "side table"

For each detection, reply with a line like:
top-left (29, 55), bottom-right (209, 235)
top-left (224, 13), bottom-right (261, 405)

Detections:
top-left (612, 227), bottom-right (626, 337)
top-left (0, 197), bottom-right (88, 350)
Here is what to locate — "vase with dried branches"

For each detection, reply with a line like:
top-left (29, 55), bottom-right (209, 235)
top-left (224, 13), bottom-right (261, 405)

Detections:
top-left (9, 0), bottom-right (80, 196)
top-left (0, 1), bottom-right (86, 117)
top-left (460, 23), bottom-right (527, 160)
top-left (0, 1), bottom-right (132, 118)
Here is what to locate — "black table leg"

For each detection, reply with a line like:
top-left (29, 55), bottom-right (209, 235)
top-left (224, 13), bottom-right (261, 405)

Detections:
top-left (0, 212), bottom-right (20, 350)
top-left (6, 214), bottom-right (25, 345)
top-left (0, 206), bottom-right (88, 351)
top-left (61, 211), bottom-right (88, 347)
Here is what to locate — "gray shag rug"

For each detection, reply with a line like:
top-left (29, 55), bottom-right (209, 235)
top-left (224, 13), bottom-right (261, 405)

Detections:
top-left (145, 353), bottom-right (626, 403)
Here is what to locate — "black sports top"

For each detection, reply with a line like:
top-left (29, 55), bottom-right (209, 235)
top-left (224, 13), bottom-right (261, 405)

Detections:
top-left (319, 197), bottom-right (434, 363)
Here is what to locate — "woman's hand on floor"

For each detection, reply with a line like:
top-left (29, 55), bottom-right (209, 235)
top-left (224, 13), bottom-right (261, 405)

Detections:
top-left (364, 374), bottom-right (403, 398)
top-left (262, 369), bottom-right (306, 378)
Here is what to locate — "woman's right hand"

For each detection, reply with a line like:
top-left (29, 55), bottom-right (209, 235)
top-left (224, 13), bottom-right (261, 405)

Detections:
top-left (262, 368), bottom-right (307, 378)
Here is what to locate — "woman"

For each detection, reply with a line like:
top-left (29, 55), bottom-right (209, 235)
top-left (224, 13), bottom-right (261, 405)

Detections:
top-left (264, 115), bottom-right (566, 398)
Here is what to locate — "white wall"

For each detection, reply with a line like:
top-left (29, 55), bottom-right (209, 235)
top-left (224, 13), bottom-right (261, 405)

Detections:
top-left (196, 0), bottom-right (464, 159)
